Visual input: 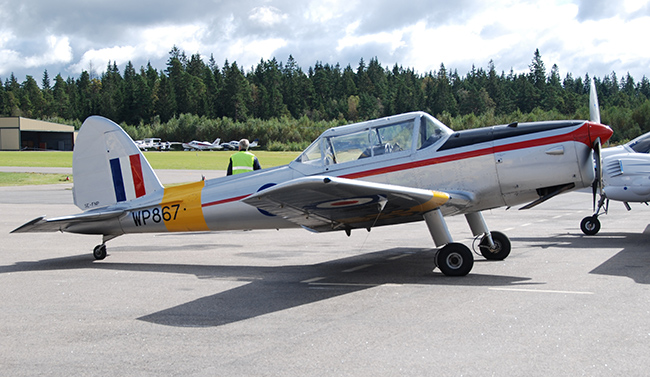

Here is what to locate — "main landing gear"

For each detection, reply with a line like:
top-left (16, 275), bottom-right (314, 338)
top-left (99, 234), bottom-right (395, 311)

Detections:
top-left (424, 210), bottom-right (512, 276)
top-left (92, 234), bottom-right (120, 260)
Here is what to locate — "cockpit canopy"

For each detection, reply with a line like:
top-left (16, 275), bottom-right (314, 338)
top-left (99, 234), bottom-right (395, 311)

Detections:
top-left (295, 111), bottom-right (452, 168)
top-left (627, 131), bottom-right (650, 153)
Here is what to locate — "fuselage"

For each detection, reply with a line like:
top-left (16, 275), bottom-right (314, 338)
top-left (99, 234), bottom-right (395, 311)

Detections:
top-left (66, 112), bottom-right (612, 237)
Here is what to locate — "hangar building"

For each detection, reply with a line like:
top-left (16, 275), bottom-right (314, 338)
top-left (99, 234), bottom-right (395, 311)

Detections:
top-left (0, 117), bottom-right (75, 151)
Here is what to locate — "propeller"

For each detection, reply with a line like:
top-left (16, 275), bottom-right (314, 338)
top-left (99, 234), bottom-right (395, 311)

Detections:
top-left (590, 77), bottom-right (601, 124)
top-left (589, 78), bottom-right (603, 211)
top-left (592, 137), bottom-right (602, 210)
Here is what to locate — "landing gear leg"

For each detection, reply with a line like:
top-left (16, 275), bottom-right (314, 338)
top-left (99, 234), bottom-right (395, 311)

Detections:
top-left (479, 231), bottom-right (511, 260)
top-left (424, 209), bottom-right (474, 276)
top-left (465, 212), bottom-right (511, 260)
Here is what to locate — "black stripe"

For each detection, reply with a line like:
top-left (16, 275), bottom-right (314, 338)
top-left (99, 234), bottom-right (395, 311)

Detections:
top-left (438, 120), bottom-right (585, 151)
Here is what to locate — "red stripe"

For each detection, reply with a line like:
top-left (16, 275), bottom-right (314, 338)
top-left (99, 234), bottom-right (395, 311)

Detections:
top-left (130, 154), bottom-right (146, 198)
top-left (330, 200), bottom-right (360, 206)
top-left (342, 123), bottom-right (589, 179)
top-left (202, 194), bottom-right (249, 208)
top-left (203, 123), bottom-right (594, 205)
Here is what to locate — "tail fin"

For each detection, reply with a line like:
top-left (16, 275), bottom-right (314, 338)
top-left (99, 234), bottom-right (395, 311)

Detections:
top-left (212, 138), bottom-right (221, 145)
top-left (72, 116), bottom-right (163, 211)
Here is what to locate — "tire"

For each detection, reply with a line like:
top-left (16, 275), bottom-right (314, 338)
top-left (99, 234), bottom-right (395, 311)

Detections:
top-left (93, 244), bottom-right (107, 260)
top-left (436, 243), bottom-right (474, 276)
top-left (580, 216), bottom-right (601, 235)
top-left (479, 231), bottom-right (511, 260)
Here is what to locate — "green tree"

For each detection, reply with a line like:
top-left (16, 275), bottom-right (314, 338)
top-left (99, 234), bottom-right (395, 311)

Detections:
top-left (543, 64), bottom-right (563, 111)
top-left (0, 77), bottom-right (7, 116)
top-left (282, 55), bottom-right (309, 118)
top-left (41, 70), bottom-right (54, 117)
top-left (121, 61), bottom-right (139, 124)
top-left (221, 61), bottom-right (251, 121)
top-left (52, 74), bottom-right (71, 119)
top-left (99, 61), bottom-right (123, 120)
top-left (22, 75), bottom-right (45, 118)
top-left (251, 58), bottom-right (285, 119)
top-left (153, 73), bottom-right (176, 122)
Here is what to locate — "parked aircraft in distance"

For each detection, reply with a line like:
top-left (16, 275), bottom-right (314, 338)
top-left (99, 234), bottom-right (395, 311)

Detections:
top-left (580, 130), bottom-right (650, 235)
top-left (182, 138), bottom-right (223, 151)
top-left (12, 82), bottom-right (611, 276)
top-left (220, 139), bottom-right (259, 150)
top-left (135, 138), bottom-right (173, 151)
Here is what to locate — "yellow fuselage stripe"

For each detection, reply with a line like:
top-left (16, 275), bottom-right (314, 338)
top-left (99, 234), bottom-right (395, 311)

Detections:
top-left (161, 181), bottom-right (210, 232)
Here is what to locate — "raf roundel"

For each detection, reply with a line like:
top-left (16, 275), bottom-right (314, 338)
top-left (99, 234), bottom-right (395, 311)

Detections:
top-left (315, 197), bottom-right (378, 209)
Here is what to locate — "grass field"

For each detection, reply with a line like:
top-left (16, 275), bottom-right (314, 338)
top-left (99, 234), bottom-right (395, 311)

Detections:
top-left (0, 150), bottom-right (300, 186)
top-left (0, 150), bottom-right (300, 170)
top-left (0, 172), bottom-right (72, 186)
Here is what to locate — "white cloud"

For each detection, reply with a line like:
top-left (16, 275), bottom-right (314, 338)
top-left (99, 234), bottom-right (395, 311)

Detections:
top-left (68, 45), bottom-right (137, 75)
top-left (336, 23), bottom-right (406, 55)
top-left (0, 34), bottom-right (72, 76)
top-left (2, 0), bottom-right (650, 81)
top-left (623, 0), bottom-right (647, 13)
top-left (141, 23), bottom-right (208, 57)
top-left (304, 0), bottom-right (355, 23)
top-left (0, 49), bottom-right (21, 76)
top-left (25, 35), bottom-right (73, 67)
top-left (249, 6), bottom-right (287, 26)
top-left (226, 37), bottom-right (288, 66)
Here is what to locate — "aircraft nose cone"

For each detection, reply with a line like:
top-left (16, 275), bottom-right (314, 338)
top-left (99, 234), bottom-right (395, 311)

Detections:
top-left (588, 122), bottom-right (613, 145)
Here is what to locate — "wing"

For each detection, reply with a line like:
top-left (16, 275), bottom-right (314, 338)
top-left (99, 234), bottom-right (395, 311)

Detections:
top-left (11, 209), bottom-right (125, 233)
top-left (242, 176), bottom-right (451, 232)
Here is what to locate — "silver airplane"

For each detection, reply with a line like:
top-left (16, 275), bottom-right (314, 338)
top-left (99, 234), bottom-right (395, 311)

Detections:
top-left (12, 84), bottom-right (612, 276)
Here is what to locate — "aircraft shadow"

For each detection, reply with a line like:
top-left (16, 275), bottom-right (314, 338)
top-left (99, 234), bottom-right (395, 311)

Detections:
top-left (511, 231), bottom-right (650, 284)
top-left (0, 247), bottom-right (532, 328)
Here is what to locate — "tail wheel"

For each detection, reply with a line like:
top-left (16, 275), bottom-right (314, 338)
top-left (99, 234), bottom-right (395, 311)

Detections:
top-left (436, 243), bottom-right (473, 276)
top-left (93, 244), bottom-right (107, 260)
top-left (580, 216), bottom-right (601, 235)
top-left (479, 231), bottom-right (511, 260)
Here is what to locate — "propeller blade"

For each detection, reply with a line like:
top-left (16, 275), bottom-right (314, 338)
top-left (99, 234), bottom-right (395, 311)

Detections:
top-left (592, 137), bottom-right (602, 211)
top-left (590, 78), bottom-right (601, 123)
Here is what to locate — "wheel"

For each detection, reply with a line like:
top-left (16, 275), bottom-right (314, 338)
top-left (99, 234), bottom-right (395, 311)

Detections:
top-left (479, 231), bottom-right (511, 260)
top-left (580, 216), bottom-right (601, 235)
top-left (93, 244), bottom-right (107, 260)
top-left (436, 243), bottom-right (474, 276)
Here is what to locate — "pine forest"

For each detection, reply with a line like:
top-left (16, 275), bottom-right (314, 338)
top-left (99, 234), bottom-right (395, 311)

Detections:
top-left (2, 47), bottom-right (649, 150)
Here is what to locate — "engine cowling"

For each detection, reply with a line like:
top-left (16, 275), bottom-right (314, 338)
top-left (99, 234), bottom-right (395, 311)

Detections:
top-left (602, 153), bottom-right (650, 202)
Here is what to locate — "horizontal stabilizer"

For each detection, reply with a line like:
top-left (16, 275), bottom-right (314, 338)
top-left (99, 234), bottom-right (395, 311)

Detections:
top-left (11, 210), bottom-right (125, 233)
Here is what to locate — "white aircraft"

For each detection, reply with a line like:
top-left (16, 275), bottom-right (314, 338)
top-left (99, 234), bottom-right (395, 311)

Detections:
top-left (580, 130), bottom-right (650, 235)
top-left (12, 87), bottom-right (612, 276)
top-left (136, 138), bottom-right (172, 151)
top-left (182, 138), bottom-right (223, 151)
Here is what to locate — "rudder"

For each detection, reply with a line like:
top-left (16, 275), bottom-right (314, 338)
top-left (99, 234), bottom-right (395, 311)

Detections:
top-left (72, 116), bottom-right (163, 211)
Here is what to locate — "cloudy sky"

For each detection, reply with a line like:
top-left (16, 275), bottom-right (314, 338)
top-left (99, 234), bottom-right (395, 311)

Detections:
top-left (1, 0), bottom-right (649, 83)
